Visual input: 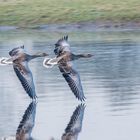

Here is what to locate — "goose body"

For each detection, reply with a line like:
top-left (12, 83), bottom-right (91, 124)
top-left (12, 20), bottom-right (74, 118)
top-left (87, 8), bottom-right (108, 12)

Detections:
top-left (52, 36), bottom-right (93, 101)
top-left (9, 45), bottom-right (48, 99)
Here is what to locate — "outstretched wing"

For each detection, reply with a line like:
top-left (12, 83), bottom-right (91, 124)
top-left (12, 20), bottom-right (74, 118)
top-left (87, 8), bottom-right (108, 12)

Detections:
top-left (13, 61), bottom-right (36, 99)
top-left (62, 104), bottom-right (85, 140)
top-left (16, 102), bottom-right (36, 140)
top-left (59, 61), bottom-right (85, 101)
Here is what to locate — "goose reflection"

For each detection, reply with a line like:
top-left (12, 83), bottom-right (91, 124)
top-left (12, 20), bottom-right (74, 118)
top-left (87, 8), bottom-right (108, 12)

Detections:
top-left (61, 104), bottom-right (85, 140)
top-left (2, 102), bottom-right (36, 140)
top-left (50, 104), bottom-right (85, 140)
top-left (16, 102), bottom-right (37, 140)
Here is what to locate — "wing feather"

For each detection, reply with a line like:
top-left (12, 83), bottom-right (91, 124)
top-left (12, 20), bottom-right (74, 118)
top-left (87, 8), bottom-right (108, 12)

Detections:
top-left (13, 62), bottom-right (36, 99)
top-left (59, 62), bottom-right (85, 101)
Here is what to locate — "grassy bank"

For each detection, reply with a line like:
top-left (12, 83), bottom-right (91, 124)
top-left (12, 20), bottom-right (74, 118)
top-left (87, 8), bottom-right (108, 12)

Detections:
top-left (0, 0), bottom-right (140, 27)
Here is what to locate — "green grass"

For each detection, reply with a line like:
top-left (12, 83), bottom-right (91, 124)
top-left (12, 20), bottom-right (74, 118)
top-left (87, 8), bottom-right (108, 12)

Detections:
top-left (0, 0), bottom-right (140, 27)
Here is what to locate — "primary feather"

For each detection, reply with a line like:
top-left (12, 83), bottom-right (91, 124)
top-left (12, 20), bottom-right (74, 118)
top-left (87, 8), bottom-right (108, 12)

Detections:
top-left (59, 61), bottom-right (85, 101)
top-left (13, 62), bottom-right (36, 99)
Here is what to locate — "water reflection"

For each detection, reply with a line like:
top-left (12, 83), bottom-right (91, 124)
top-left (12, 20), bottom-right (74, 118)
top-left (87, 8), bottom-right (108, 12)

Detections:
top-left (61, 104), bottom-right (85, 140)
top-left (2, 103), bottom-right (85, 140)
top-left (50, 104), bottom-right (85, 140)
top-left (2, 102), bottom-right (36, 140)
top-left (1, 30), bottom-right (140, 140)
top-left (16, 102), bottom-right (36, 140)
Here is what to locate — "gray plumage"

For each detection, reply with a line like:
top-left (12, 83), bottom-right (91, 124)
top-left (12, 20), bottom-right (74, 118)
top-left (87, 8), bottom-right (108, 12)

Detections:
top-left (9, 45), bottom-right (48, 99)
top-left (59, 61), bottom-right (85, 101)
top-left (54, 36), bottom-right (93, 101)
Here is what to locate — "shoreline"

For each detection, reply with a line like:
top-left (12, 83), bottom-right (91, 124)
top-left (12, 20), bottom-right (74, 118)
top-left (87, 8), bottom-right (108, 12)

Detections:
top-left (0, 21), bottom-right (140, 31)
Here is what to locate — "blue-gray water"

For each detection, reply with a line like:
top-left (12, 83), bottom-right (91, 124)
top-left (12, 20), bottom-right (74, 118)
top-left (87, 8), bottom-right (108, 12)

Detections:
top-left (0, 29), bottom-right (140, 140)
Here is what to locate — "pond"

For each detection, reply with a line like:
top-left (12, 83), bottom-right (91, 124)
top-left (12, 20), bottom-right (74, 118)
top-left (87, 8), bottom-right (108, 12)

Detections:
top-left (0, 28), bottom-right (140, 140)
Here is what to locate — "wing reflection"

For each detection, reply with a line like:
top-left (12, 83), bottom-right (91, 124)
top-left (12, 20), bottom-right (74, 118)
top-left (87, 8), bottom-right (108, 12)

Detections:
top-left (61, 104), bottom-right (85, 140)
top-left (16, 102), bottom-right (36, 140)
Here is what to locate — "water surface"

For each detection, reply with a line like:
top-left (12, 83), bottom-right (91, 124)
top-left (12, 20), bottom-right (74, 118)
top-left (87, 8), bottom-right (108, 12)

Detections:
top-left (0, 29), bottom-right (140, 140)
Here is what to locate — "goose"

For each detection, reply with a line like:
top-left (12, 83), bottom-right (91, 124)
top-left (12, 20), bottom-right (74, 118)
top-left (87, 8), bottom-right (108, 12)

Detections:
top-left (9, 45), bottom-right (48, 99)
top-left (43, 36), bottom-right (92, 101)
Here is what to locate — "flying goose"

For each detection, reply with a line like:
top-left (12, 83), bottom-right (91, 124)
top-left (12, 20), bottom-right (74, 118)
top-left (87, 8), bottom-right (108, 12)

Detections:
top-left (9, 45), bottom-right (48, 99)
top-left (48, 36), bottom-right (93, 101)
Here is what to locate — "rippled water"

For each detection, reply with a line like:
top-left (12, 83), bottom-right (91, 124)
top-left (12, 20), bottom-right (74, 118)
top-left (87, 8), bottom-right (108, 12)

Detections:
top-left (0, 29), bottom-right (140, 140)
